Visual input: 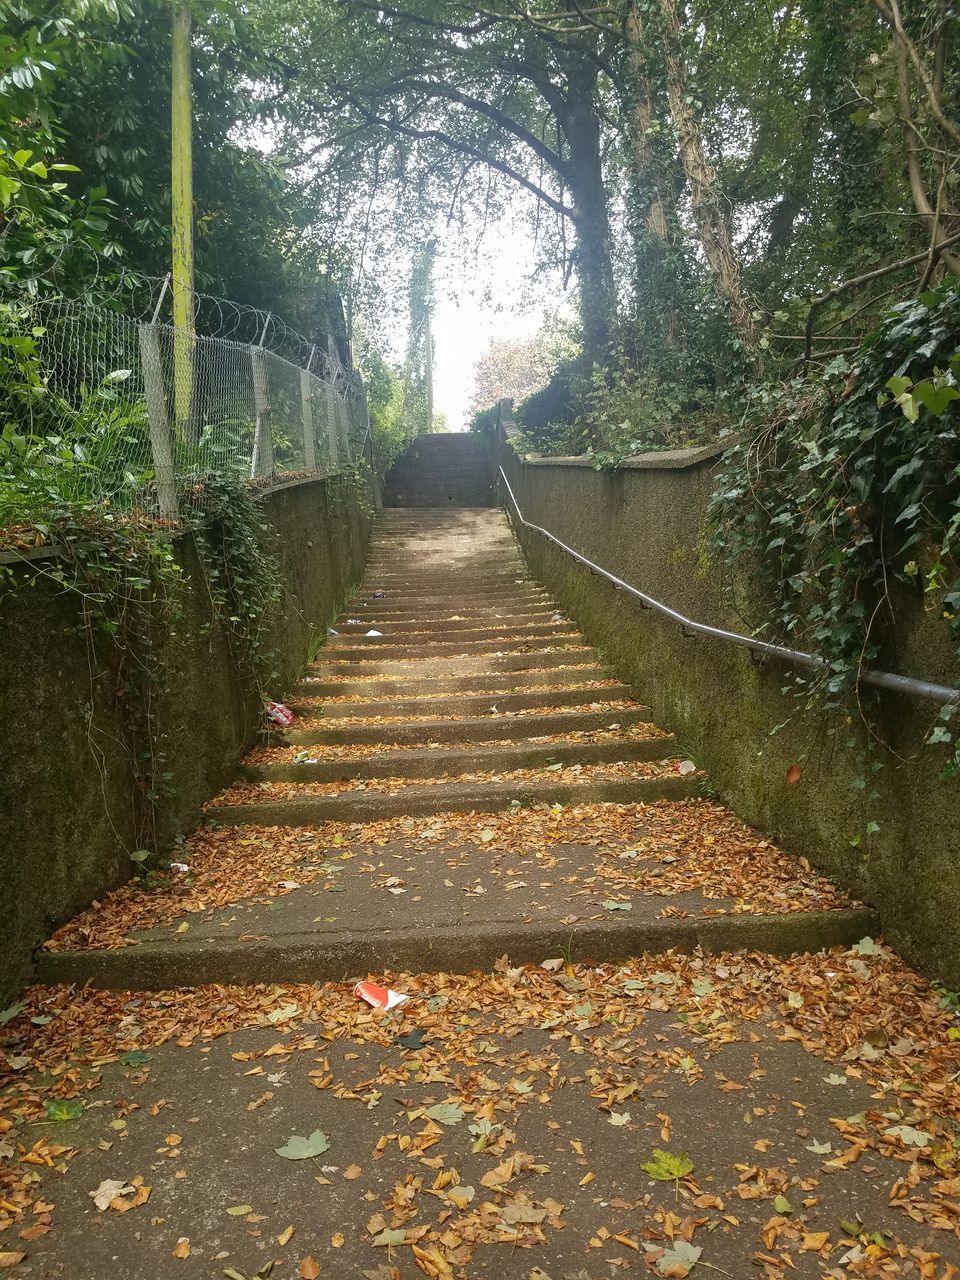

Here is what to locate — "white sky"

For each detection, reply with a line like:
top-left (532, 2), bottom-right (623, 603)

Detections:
top-left (429, 213), bottom-right (572, 431)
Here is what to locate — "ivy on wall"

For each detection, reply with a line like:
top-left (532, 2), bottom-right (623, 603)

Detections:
top-left (709, 283), bottom-right (960, 782)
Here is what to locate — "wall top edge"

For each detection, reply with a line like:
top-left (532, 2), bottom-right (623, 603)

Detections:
top-left (509, 436), bottom-right (737, 473)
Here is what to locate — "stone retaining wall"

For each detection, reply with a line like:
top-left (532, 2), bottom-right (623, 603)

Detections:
top-left (0, 476), bottom-right (370, 999)
top-left (501, 435), bottom-right (960, 986)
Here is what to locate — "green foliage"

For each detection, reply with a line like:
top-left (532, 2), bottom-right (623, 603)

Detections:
top-left (710, 283), bottom-right (960, 775)
top-left (189, 471), bottom-right (284, 690)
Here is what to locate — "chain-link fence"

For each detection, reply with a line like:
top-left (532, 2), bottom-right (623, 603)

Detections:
top-left (11, 276), bottom-right (367, 520)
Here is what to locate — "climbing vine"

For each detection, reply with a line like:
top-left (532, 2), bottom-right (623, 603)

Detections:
top-left (709, 282), bottom-right (960, 777)
top-left (189, 471), bottom-right (285, 691)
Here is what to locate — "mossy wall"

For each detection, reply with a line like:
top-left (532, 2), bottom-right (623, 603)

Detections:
top-left (501, 441), bottom-right (960, 987)
top-left (0, 476), bottom-right (370, 1000)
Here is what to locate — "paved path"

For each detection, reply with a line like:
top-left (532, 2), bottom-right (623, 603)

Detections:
top-left (2, 508), bottom-right (958, 1279)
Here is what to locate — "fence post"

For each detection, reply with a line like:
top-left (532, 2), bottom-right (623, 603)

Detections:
top-left (250, 345), bottom-right (274, 480)
top-left (137, 323), bottom-right (179, 518)
top-left (300, 369), bottom-right (317, 471)
top-left (325, 337), bottom-right (341, 469)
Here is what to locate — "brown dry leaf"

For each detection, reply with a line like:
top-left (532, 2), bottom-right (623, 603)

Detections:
top-left (331, 1232), bottom-right (345, 1248)
top-left (299, 1258), bottom-right (321, 1280)
top-left (277, 1225), bottom-right (295, 1246)
top-left (172, 1238), bottom-right (190, 1259)
top-left (785, 763), bottom-right (802, 785)
top-left (344, 1163), bottom-right (362, 1180)
top-left (801, 1231), bottom-right (830, 1252)
top-left (0, 1255), bottom-right (26, 1270)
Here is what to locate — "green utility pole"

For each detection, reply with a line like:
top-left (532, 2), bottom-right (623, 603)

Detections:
top-left (171, 0), bottom-right (195, 440)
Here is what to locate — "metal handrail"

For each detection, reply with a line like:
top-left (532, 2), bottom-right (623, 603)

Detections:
top-left (498, 465), bottom-right (960, 707)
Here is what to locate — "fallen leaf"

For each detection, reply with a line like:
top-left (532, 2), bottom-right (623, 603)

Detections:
top-left (90, 1179), bottom-right (134, 1211)
top-left (299, 1258), bottom-right (321, 1279)
top-left (424, 1102), bottom-right (465, 1126)
top-left (172, 1238), bottom-right (190, 1259)
top-left (642, 1149), bottom-right (693, 1181)
top-left (275, 1129), bottom-right (330, 1159)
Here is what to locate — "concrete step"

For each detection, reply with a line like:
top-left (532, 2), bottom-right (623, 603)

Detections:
top-left (283, 704), bottom-right (653, 745)
top-left (243, 735), bottom-right (675, 782)
top-left (207, 773), bottom-right (700, 827)
top-left (296, 666), bottom-right (615, 697)
top-left (290, 684), bottom-right (634, 721)
top-left (320, 634), bottom-right (586, 660)
top-left (346, 593), bottom-right (554, 613)
top-left (325, 625), bottom-right (579, 646)
top-left (338, 606), bottom-right (561, 626)
top-left (331, 619), bottom-right (570, 638)
top-left (34, 906), bottom-right (878, 990)
top-left (309, 651), bottom-right (602, 678)
top-left (349, 584), bottom-right (551, 601)
top-left (360, 569), bottom-right (527, 584)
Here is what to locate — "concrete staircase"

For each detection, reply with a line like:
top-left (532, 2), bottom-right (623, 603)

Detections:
top-left (36, 507), bottom-right (875, 989)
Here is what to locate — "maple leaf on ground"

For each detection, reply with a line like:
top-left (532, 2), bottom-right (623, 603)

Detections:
top-left (642, 1149), bottom-right (694, 1182)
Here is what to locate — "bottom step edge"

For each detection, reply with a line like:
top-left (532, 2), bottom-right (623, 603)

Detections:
top-left (34, 907), bottom-right (879, 991)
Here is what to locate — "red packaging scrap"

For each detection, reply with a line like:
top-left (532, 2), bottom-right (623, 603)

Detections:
top-left (265, 701), bottom-right (296, 727)
top-left (354, 980), bottom-right (409, 1010)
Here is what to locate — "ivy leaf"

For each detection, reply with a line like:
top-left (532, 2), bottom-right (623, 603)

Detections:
top-left (275, 1129), bottom-right (330, 1160)
top-left (396, 1028), bottom-right (428, 1050)
top-left (43, 1099), bottom-right (83, 1122)
top-left (642, 1149), bottom-right (694, 1181)
top-left (691, 978), bottom-right (714, 997)
top-left (0, 1003), bottom-right (24, 1026)
top-left (773, 1195), bottom-right (793, 1215)
top-left (602, 900), bottom-right (632, 911)
top-left (424, 1103), bottom-right (466, 1126)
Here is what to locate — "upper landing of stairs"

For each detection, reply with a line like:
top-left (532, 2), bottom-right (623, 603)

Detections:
top-left (381, 433), bottom-right (495, 507)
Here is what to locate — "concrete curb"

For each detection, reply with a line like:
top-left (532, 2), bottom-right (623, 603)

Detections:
top-left (35, 907), bottom-right (880, 991)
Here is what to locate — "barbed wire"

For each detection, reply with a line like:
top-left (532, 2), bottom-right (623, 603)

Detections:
top-left (4, 281), bottom-right (368, 522)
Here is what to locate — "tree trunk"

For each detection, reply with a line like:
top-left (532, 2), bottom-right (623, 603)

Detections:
top-left (623, 0), bottom-right (680, 347)
top-left (655, 0), bottom-right (757, 349)
top-left (563, 61), bottom-right (616, 364)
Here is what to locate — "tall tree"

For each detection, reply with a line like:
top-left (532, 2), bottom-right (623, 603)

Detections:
top-left (259, 0), bottom-right (619, 363)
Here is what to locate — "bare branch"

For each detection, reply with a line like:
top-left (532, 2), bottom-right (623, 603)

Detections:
top-left (344, 96), bottom-right (576, 220)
